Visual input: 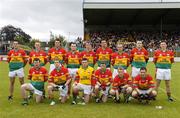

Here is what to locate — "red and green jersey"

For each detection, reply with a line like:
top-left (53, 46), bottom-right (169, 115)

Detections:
top-left (133, 74), bottom-right (155, 90)
top-left (75, 66), bottom-right (94, 85)
top-left (28, 67), bottom-right (48, 91)
top-left (65, 51), bottom-right (82, 68)
top-left (153, 49), bottom-right (174, 69)
top-left (49, 67), bottom-right (70, 85)
top-left (81, 50), bottom-right (96, 67)
top-left (29, 50), bottom-right (48, 66)
top-left (112, 73), bottom-right (131, 89)
top-left (7, 49), bottom-right (27, 71)
top-left (95, 69), bottom-right (112, 86)
top-left (96, 47), bottom-right (113, 68)
top-left (48, 47), bottom-right (66, 64)
top-left (111, 52), bottom-right (130, 69)
top-left (130, 48), bottom-right (149, 68)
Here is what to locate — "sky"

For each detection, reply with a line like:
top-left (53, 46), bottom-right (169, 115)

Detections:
top-left (0, 0), bottom-right (180, 41)
top-left (0, 0), bottom-right (84, 42)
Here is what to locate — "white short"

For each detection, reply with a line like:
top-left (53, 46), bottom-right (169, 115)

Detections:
top-left (9, 68), bottom-right (24, 78)
top-left (75, 83), bottom-right (91, 95)
top-left (49, 64), bottom-right (55, 74)
top-left (131, 67), bottom-right (140, 78)
top-left (138, 90), bottom-right (149, 95)
top-left (29, 83), bottom-right (43, 96)
top-left (101, 86), bottom-right (110, 96)
top-left (68, 68), bottom-right (78, 79)
top-left (112, 69), bottom-right (127, 79)
top-left (55, 85), bottom-right (68, 97)
top-left (156, 68), bottom-right (171, 80)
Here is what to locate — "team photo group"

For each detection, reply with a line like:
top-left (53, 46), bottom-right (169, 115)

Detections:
top-left (7, 38), bottom-right (174, 106)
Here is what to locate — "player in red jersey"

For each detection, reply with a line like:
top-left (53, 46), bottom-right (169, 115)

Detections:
top-left (29, 41), bottom-right (48, 66)
top-left (132, 67), bottom-right (157, 101)
top-left (47, 60), bottom-right (71, 105)
top-left (94, 62), bottom-right (112, 103)
top-left (7, 40), bottom-right (28, 100)
top-left (110, 66), bottom-right (132, 103)
top-left (153, 41), bottom-right (174, 101)
top-left (65, 42), bottom-right (82, 96)
top-left (96, 40), bottom-right (113, 69)
top-left (28, 41), bottom-right (48, 99)
top-left (48, 39), bottom-right (66, 73)
top-left (21, 58), bottom-right (48, 105)
top-left (111, 43), bottom-right (130, 79)
top-left (81, 42), bottom-right (96, 67)
top-left (130, 40), bottom-right (149, 79)
top-left (65, 42), bottom-right (82, 79)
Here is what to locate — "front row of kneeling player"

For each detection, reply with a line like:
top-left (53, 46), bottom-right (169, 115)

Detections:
top-left (21, 58), bottom-right (157, 105)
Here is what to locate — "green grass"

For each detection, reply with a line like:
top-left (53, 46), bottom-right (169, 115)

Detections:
top-left (0, 62), bottom-right (180, 118)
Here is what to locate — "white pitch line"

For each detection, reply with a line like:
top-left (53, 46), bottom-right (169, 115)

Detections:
top-left (159, 87), bottom-right (180, 101)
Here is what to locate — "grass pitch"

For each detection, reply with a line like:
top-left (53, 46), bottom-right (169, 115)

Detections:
top-left (0, 61), bottom-right (180, 118)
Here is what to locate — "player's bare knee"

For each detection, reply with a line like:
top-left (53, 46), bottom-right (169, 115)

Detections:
top-left (152, 90), bottom-right (157, 96)
top-left (165, 82), bottom-right (170, 88)
top-left (19, 78), bottom-right (24, 84)
top-left (47, 85), bottom-right (53, 91)
top-left (95, 85), bottom-right (99, 90)
top-left (73, 87), bottom-right (78, 93)
top-left (21, 84), bottom-right (26, 89)
top-left (10, 79), bottom-right (15, 85)
top-left (126, 87), bottom-right (133, 93)
top-left (110, 89), bottom-right (115, 95)
top-left (132, 91), bottom-right (137, 97)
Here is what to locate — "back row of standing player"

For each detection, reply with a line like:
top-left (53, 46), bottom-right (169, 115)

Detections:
top-left (7, 39), bottom-right (174, 104)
